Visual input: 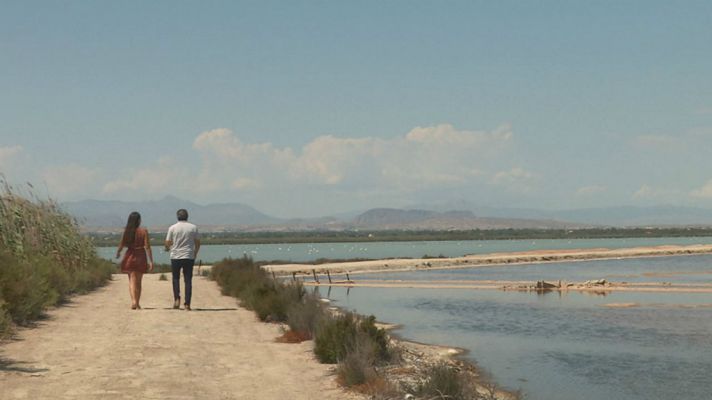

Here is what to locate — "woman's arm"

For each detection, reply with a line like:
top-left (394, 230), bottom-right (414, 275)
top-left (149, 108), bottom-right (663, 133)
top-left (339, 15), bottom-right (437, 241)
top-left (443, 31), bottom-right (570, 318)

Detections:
top-left (144, 229), bottom-right (154, 272)
top-left (116, 231), bottom-right (125, 259)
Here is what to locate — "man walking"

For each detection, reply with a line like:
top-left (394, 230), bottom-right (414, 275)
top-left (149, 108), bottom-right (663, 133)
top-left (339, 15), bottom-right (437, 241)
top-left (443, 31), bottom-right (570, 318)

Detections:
top-left (165, 209), bottom-right (200, 310)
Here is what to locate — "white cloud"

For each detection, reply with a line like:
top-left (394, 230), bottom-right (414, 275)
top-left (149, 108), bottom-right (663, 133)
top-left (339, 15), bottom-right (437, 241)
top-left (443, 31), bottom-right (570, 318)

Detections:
top-left (0, 145), bottom-right (23, 171)
top-left (405, 123), bottom-right (512, 146)
top-left (690, 180), bottom-right (712, 199)
top-left (576, 185), bottom-right (607, 196)
top-left (102, 157), bottom-right (183, 195)
top-left (491, 167), bottom-right (538, 190)
top-left (231, 177), bottom-right (260, 190)
top-left (633, 184), bottom-right (656, 199)
top-left (191, 124), bottom-right (516, 194)
top-left (634, 184), bottom-right (682, 202)
top-left (42, 164), bottom-right (99, 198)
top-left (632, 134), bottom-right (683, 149)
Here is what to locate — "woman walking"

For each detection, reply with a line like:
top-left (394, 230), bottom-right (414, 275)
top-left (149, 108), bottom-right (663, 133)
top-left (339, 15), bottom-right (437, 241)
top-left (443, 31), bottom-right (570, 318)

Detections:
top-left (116, 212), bottom-right (154, 309)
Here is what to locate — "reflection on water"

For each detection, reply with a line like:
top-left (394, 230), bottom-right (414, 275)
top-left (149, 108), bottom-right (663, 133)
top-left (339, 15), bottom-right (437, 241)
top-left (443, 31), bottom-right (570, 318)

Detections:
top-left (321, 257), bottom-right (712, 400)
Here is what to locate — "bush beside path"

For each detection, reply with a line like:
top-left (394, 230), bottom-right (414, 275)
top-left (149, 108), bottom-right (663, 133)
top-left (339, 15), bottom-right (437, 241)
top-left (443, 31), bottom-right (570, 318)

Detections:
top-left (0, 274), bottom-right (363, 400)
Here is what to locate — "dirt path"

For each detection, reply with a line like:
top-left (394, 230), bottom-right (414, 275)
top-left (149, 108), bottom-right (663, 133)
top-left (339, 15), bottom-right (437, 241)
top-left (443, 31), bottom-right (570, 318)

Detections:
top-left (0, 275), bottom-right (362, 400)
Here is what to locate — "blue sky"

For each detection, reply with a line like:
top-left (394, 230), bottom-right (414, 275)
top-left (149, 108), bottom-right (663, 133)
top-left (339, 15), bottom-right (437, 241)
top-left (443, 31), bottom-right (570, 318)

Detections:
top-left (1, 1), bottom-right (712, 217)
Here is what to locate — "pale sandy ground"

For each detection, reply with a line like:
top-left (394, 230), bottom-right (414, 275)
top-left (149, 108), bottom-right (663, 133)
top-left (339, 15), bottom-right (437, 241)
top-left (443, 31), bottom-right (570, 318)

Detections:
top-left (0, 275), bottom-right (363, 400)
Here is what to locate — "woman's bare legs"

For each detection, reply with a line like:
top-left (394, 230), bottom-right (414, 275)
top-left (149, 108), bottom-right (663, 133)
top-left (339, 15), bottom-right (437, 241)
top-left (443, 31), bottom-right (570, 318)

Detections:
top-left (128, 273), bottom-right (137, 308)
top-left (134, 272), bottom-right (144, 309)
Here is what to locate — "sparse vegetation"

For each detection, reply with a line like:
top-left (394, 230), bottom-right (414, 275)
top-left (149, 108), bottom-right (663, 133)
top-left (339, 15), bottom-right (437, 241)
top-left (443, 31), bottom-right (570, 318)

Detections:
top-left (0, 181), bottom-right (113, 338)
top-left (211, 256), bottom-right (393, 390)
top-left (210, 255), bottom-right (513, 399)
top-left (211, 256), bottom-right (305, 322)
top-left (418, 363), bottom-right (472, 400)
top-left (285, 293), bottom-right (322, 339)
top-left (158, 273), bottom-right (168, 281)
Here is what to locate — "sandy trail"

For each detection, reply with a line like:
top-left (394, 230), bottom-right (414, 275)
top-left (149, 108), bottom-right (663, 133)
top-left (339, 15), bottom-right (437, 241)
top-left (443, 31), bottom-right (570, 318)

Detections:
top-left (0, 275), bottom-right (361, 400)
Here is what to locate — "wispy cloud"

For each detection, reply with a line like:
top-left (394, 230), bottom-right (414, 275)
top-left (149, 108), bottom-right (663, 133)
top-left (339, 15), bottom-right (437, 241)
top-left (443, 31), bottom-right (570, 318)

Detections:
top-left (633, 184), bottom-right (683, 202)
top-left (0, 145), bottom-right (23, 171)
top-left (42, 164), bottom-right (99, 198)
top-left (576, 185), bottom-right (607, 196)
top-left (694, 107), bottom-right (712, 115)
top-left (490, 167), bottom-right (539, 192)
top-left (690, 180), bottom-right (712, 199)
top-left (102, 157), bottom-right (184, 195)
top-left (192, 123), bottom-right (516, 192)
top-left (632, 134), bottom-right (683, 150)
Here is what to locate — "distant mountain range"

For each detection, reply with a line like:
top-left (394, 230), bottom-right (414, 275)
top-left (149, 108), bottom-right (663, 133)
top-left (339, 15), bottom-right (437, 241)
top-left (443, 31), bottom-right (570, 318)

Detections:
top-left (62, 196), bottom-right (712, 231)
top-left (408, 200), bottom-right (712, 227)
top-left (351, 208), bottom-right (577, 230)
top-left (62, 196), bottom-right (278, 229)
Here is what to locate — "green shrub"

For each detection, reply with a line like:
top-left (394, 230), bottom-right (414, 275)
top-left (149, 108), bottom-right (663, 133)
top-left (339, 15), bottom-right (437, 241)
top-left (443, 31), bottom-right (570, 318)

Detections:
top-left (286, 293), bottom-right (324, 338)
top-left (418, 363), bottom-right (473, 400)
top-left (211, 256), bottom-right (306, 322)
top-left (337, 331), bottom-right (379, 386)
top-left (159, 273), bottom-right (168, 281)
top-left (0, 252), bottom-right (55, 324)
top-left (314, 312), bottom-right (390, 364)
top-left (0, 305), bottom-right (11, 338)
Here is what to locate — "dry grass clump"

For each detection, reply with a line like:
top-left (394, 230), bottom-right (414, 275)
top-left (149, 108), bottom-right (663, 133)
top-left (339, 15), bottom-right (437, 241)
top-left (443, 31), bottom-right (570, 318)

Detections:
top-left (0, 180), bottom-right (113, 338)
top-left (275, 329), bottom-right (312, 343)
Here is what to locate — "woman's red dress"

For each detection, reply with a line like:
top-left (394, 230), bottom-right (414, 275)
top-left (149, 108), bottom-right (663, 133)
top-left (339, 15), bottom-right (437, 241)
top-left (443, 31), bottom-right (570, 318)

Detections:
top-left (120, 228), bottom-right (149, 273)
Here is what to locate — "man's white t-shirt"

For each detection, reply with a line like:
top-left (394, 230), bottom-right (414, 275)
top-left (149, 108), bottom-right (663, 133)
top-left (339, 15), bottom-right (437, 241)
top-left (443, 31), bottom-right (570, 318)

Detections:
top-left (166, 221), bottom-right (200, 260)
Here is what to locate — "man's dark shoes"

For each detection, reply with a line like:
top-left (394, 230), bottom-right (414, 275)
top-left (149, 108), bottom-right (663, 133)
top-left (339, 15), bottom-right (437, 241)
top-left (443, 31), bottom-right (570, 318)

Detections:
top-left (173, 299), bottom-right (180, 309)
top-left (185, 304), bottom-right (191, 311)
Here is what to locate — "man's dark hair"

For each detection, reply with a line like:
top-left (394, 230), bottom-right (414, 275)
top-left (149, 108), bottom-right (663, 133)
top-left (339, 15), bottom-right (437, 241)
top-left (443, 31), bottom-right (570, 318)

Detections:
top-left (177, 209), bottom-right (189, 221)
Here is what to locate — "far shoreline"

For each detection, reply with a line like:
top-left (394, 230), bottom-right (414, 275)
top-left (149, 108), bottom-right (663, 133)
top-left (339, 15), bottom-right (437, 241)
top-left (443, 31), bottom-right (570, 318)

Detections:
top-left (263, 243), bottom-right (712, 288)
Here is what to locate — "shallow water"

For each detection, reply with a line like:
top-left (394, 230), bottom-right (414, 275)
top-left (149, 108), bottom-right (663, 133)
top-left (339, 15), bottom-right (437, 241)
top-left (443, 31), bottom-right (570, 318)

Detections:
top-left (357, 254), bottom-right (712, 285)
top-left (97, 237), bottom-right (712, 399)
top-left (97, 236), bottom-right (712, 264)
top-left (320, 257), bottom-right (712, 400)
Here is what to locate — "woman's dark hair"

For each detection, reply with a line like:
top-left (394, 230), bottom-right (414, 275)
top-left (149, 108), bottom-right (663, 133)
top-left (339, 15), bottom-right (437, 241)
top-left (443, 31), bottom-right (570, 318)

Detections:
top-left (121, 212), bottom-right (141, 246)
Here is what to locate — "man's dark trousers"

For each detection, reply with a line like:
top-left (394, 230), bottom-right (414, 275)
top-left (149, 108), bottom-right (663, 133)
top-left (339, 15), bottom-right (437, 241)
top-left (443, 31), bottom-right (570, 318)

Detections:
top-left (171, 259), bottom-right (195, 306)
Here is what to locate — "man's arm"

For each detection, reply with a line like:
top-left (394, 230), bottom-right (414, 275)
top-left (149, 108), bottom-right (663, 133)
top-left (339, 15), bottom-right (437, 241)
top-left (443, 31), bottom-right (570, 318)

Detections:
top-left (164, 228), bottom-right (173, 252)
top-left (194, 238), bottom-right (201, 258)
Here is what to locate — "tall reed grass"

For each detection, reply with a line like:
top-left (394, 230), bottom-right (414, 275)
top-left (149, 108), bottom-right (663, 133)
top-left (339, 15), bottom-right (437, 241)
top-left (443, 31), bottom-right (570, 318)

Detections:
top-left (0, 180), bottom-right (113, 338)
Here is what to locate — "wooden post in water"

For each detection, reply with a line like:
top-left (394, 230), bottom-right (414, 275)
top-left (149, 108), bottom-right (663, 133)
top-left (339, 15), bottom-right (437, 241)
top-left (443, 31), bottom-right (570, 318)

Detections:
top-left (272, 271), bottom-right (277, 281)
top-left (326, 270), bottom-right (332, 283)
top-left (346, 272), bottom-right (351, 282)
top-left (312, 269), bottom-right (319, 284)
top-left (292, 272), bottom-right (297, 282)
